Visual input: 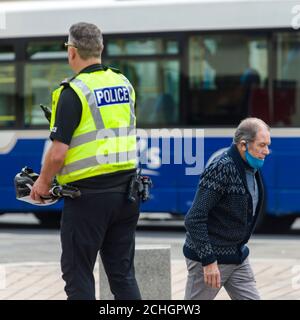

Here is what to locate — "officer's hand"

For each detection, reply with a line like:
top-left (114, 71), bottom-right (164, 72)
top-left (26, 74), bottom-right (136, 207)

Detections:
top-left (203, 261), bottom-right (221, 289)
top-left (30, 176), bottom-right (51, 204)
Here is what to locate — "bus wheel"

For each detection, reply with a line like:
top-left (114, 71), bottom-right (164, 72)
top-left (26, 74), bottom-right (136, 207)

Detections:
top-left (255, 212), bottom-right (295, 234)
top-left (34, 212), bottom-right (62, 228)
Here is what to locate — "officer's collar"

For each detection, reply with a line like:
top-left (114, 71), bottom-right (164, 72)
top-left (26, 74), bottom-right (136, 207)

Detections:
top-left (79, 63), bottom-right (107, 74)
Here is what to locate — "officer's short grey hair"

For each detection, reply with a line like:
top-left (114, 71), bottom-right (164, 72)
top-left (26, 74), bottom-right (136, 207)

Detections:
top-left (233, 117), bottom-right (270, 144)
top-left (69, 22), bottom-right (104, 60)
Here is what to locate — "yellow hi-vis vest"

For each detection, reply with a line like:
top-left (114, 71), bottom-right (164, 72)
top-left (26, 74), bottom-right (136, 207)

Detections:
top-left (50, 68), bottom-right (137, 185)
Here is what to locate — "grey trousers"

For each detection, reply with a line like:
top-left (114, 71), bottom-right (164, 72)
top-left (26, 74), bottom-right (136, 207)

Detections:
top-left (184, 257), bottom-right (260, 300)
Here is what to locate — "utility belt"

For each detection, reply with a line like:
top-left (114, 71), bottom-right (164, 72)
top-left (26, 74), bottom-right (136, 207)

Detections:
top-left (68, 172), bottom-right (153, 203)
top-left (75, 185), bottom-right (128, 195)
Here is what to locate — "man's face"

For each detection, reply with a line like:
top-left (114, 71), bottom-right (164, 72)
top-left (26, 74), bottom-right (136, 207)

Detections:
top-left (66, 36), bottom-right (77, 70)
top-left (247, 127), bottom-right (271, 159)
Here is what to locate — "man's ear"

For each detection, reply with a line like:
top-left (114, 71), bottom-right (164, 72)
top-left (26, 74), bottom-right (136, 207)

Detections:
top-left (69, 47), bottom-right (77, 60)
top-left (240, 140), bottom-right (247, 151)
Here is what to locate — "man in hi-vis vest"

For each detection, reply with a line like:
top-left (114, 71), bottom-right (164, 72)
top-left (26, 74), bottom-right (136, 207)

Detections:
top-left (30, 22), bottom-right (141, 300)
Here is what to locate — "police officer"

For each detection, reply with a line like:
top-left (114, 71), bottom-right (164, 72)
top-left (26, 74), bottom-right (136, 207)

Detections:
top-left (30, 22), bottom-right (141, 300)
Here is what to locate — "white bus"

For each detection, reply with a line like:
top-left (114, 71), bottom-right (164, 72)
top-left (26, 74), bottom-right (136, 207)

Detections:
top-left (0, 0), bottom-right (300, 230)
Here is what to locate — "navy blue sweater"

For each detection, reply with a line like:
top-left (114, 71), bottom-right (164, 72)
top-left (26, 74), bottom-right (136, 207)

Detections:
top-left (183, 144), bottom-right (264, 266)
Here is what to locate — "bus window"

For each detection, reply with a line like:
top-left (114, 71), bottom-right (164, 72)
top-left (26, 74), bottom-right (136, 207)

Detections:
top-left (106, 37), bottom-right (180, 127)
top-left (107, 59), bottom-right (180, 127)
top-left (0, 64), bottom-right (16, 128)
top-left (24, 63), bottom-right (73, 126)
top-left (274, 32), bottom-right (300, 126)
top-left (27, 41), bottom-right (67, 60)
top-left (187, 34), bottom-right (268, 126)
top-left (0, 45), bottom-right (15, 61)
top-left (107, 38), bottom-right (178, 56)
top-left (24, 41), bottom-right (73, 126)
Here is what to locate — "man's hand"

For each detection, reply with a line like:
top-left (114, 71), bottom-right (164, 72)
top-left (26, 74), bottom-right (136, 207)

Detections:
top-left (29, 140), bottom-right (68, 203)
top-left (30, 176), bottom-right (51, 204)
top-left (203, 261), bottom-right (221, 289)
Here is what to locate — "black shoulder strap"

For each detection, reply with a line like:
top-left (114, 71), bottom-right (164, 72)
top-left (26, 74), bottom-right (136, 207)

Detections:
top-left (59, 65), bottom-right (122, 87)
top-left (107, 66), bottom-right (122, 74)
top-left (59, 77), bottom-right (72, 87)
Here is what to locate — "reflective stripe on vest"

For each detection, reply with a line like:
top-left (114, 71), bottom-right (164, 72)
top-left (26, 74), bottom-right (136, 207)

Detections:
top-left (71, 78), bottom-right (105, 129)
top-left (51, 70), bottom-right (137, 185)
top-left (60, 150), bottom-right (137, 176)
top-left (69, 126), bottom-right (136, 149)
top-left (120, 74), bottom-right (136, 127)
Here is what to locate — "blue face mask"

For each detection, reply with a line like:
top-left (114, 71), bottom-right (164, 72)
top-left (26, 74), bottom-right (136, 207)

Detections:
top-left (245, 147), bottom-right (264, 169)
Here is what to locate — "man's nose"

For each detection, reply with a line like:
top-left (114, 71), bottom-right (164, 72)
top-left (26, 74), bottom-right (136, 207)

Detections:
top-left (263, 146), bottom-right (270, 155)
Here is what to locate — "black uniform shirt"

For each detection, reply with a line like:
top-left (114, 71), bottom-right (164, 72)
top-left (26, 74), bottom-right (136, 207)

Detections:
top-left (50, 64), bottom-right (136, 189)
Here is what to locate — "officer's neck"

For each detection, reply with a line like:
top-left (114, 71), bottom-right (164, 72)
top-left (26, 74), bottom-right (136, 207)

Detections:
top-left (72, 58), bottom-right (102, 74)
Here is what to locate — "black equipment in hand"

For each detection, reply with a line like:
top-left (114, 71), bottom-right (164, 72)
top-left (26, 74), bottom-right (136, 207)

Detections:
top-left (15, 167), bottom-right (81, 206)
top-left (40, 104), bottom-right (52, 123)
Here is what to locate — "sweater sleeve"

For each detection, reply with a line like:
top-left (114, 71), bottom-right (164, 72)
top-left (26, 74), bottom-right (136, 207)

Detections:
top-left (184, 160), bottom-right (227, 266)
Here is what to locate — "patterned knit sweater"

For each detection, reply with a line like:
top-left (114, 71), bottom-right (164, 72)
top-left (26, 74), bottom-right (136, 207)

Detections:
top-left (183, 144), bottom-right (264, 266)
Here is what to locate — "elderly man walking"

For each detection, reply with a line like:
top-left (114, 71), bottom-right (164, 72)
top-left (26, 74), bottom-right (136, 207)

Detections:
top-left (183, 117), bottom-right (271, 300)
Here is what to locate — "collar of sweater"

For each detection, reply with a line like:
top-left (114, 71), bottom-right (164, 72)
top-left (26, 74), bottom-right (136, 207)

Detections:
top-left (227, 143), bottom-right (257, 187)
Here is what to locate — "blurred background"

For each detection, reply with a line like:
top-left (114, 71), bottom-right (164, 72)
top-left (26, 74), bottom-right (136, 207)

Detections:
top-left (0, 0), bottom-right (300, 233)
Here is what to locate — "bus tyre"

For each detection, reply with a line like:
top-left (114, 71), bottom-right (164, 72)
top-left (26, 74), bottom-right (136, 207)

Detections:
top-left (254, 210), bottom-right (295, 234)
top-left (34, 212), bottom-right (62, 228)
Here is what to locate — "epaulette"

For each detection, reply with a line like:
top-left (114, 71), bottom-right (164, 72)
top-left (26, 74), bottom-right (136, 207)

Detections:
top-left (60, 75), bottom-right (77, 87)
top-left (108, 66), bottom-right (122, 74)
top-left (60, 78), bottom-right (70, 87)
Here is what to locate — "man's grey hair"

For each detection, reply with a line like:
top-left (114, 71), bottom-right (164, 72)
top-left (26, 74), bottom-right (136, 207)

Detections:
top-left (233, 117), bottom-right (270, 144)
top-left (69, 22), bottom-right (104, 60)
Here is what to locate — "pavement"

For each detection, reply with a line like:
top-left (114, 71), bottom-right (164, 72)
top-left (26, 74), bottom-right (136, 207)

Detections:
top-left (1, 257), bottom-right (300, 300)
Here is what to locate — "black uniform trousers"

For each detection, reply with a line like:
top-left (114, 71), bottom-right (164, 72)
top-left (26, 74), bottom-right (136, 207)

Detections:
top-left (60, 191), bottom-right (141, 300)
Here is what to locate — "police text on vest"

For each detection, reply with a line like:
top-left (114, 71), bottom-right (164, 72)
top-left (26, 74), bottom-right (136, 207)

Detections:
top-left (94, 86), bottom-right (130, 107)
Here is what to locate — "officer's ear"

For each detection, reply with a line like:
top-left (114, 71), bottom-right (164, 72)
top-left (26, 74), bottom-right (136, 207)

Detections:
top-left (69, 47), bottom-right (77, 60)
